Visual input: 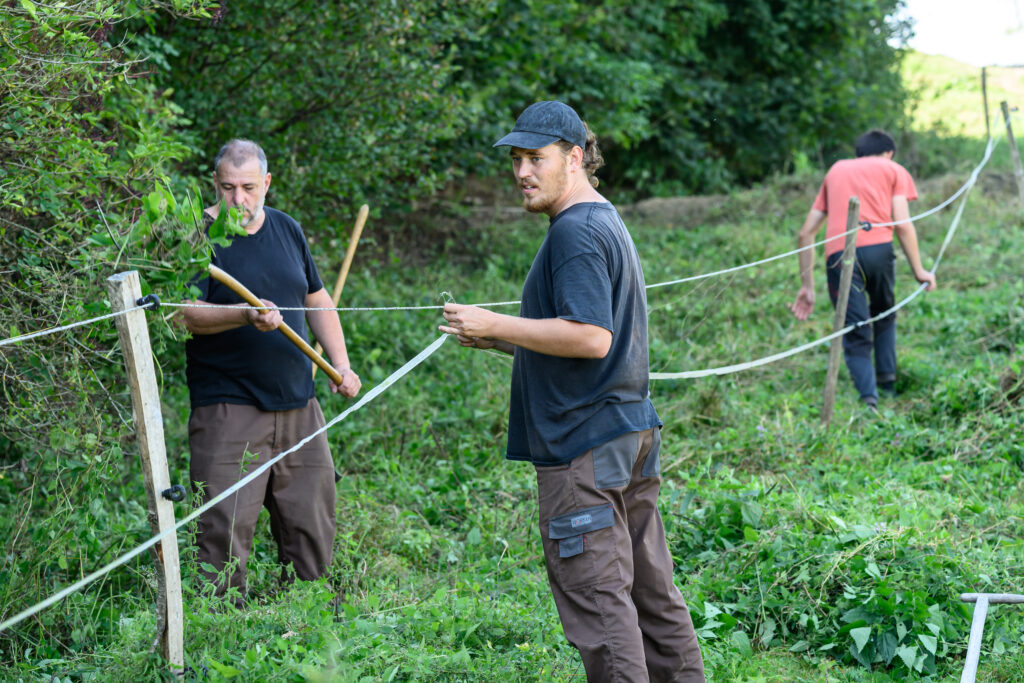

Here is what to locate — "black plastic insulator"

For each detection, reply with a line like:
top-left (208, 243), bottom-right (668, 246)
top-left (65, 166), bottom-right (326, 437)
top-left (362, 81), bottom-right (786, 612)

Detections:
top-left (136, 294), bottom-right (161, 310)
top-left (161, 484), bottom-right (187, 502)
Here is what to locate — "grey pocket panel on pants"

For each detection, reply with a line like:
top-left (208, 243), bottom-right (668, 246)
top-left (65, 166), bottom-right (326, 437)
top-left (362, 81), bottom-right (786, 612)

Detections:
top-left (558, 534), bottom-right (584, 558)
top-left (592, 431), bottom-right (639, 489)
top-left (548, 503), bottom-right (614, 539)
top-left (642, 428), bottom-right (661, 478)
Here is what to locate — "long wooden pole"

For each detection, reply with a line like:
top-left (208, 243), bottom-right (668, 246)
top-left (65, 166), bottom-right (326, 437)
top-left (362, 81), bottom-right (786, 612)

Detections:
top-left (1001, 101), bottom-right (1024, 208)
top-left (207, 264), bottom-right (344, 385)
top-left (822, 197), bottom-right (861, 426)
top-left (106, 271), bottom-right (184, 673)
top-left (313, 204), bottom-right (369, 378)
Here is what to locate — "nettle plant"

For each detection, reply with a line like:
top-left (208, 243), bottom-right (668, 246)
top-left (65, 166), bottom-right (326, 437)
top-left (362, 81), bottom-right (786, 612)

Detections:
top-left (665, 472), bottom-right (983, 677)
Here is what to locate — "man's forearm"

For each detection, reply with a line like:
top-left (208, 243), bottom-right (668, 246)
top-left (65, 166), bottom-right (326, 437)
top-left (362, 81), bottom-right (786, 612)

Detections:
top-left (306, 307), bottom-right (350, 371)
top-left (797, 241), bottom-right (815, 289)
top-left (488, 314), bottom-right (611, 358)
top-left (894, 223), bottom-right (928, 277)
top-left (491, 340), bottom-right (516, 355)
top-left (182, 301), bottom-right (250, 335)
top-left (796, 208), bottom-right (825, 287)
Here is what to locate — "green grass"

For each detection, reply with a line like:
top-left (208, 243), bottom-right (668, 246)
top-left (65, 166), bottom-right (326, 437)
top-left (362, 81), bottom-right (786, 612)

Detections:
top-left (7, 157), bottom-right (1021, 681)
top-left (3, 54), bottom-right (1024, 683)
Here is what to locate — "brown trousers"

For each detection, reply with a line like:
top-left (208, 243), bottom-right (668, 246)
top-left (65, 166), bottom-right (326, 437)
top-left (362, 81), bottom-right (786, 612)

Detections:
top-left (188, 399), bottom-right (336, 598)
top-left (536, 428), bottom-right (705, 682)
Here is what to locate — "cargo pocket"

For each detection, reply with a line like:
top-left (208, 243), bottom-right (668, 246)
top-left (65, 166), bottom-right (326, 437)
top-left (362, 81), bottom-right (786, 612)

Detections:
top-left (592, 431), bottom-right (639, 489)
top-left (641, 428), bottom-right (661, 478)
top-left (545, 503), bottom-right (619, 590)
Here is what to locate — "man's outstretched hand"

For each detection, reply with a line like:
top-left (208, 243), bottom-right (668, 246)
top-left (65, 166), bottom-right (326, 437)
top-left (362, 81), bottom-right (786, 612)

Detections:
top-left (790, 286), bottom-right (815, 321)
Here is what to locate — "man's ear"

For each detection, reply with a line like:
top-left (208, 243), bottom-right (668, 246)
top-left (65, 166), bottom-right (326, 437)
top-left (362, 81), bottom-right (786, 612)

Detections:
top-left (264, 172), bottom-right (272, 192)
top-left (570, 145), bottom-right (584, 172)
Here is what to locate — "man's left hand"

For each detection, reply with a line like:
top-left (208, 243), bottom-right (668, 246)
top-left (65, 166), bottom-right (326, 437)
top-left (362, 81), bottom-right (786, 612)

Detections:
top-left (440, 303), bottom-right (496, 339)
top-left (329, 368), bottom-right (361, 398)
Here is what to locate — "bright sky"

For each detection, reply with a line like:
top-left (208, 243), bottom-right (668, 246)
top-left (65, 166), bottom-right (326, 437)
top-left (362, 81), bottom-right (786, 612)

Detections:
top-left (898, 0), bottom-right (1024, 66)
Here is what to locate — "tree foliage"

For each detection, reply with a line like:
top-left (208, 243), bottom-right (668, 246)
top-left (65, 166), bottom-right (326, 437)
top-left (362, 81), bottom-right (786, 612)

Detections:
top-left (149, 0), bottom-right (471, 230)
top-left (147, 0), bottom-right (911, 230)
top-left (446, 0), bottom-right (911, 196)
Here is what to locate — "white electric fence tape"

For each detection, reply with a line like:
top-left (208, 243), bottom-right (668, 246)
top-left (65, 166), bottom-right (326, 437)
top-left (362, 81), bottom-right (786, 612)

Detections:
top-left (0, 334), bottom-right (449, 634)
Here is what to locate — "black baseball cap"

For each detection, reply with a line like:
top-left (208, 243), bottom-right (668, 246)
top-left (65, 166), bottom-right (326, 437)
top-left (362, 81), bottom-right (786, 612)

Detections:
top-left (493, 101), bottom-right (586, 150)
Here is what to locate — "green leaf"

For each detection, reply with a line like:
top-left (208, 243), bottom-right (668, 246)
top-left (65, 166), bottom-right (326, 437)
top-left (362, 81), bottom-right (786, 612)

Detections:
top-left (850, 626), bottom-right (872, 653)
top-left (466, 527), bottom-right (482, 545)
top-left (730, 630), bottom-right (753, 656)
top-left (788, 640), bottom-right (809, 653)
top-left (876, 630), bottom-right (898, 664)
top-left (207, 659), bottom-right (241, 677)
top-left (918, 633), bottom-right (938, 655)
top-left (19, 0), bottom-right (38, 20)
top-left (897, 644), bottom-right (919, 671)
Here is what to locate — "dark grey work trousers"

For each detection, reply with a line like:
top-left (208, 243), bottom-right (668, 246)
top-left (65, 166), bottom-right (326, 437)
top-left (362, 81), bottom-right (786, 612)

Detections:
top-left (826, 242), bottom-right (898, 402)
top-left (536, 428), bottom-right (706, 682)
top-left (188, 399), bottom-right (336, 598)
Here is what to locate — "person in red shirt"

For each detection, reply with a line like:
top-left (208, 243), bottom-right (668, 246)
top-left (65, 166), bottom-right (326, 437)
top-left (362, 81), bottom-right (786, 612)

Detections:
top-left (790, 129), bottom-right (937, 408)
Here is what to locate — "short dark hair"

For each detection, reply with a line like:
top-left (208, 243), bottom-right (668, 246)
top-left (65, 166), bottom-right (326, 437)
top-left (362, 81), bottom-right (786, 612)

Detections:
top-left (855, 129), bottom-right (896, 158)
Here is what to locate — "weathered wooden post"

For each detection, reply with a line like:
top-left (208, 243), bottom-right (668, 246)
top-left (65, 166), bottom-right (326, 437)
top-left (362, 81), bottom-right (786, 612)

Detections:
top-left (106, 271), bottom-right (184, 672)
top-left (822, 197), bottom-right (861, 425)
top-left (1002, 101), bottom-right (1024, 209)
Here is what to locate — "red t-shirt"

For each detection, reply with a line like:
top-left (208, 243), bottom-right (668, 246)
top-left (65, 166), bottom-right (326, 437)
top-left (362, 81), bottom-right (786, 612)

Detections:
top-left (813, 156), bottom-right (917, 257)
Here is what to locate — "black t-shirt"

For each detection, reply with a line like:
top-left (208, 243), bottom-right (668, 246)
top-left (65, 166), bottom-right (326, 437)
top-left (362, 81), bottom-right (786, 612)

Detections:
top-left (506, 202), bottom-right (660, 466)
top-left (185, 207), bottom-right (324, 411)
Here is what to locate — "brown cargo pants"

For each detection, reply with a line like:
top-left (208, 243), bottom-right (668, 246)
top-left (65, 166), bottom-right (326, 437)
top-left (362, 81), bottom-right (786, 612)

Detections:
top-left (536, 427), bottom-right (705, 682)
top-left (188, 399), bottom-right (336, 600)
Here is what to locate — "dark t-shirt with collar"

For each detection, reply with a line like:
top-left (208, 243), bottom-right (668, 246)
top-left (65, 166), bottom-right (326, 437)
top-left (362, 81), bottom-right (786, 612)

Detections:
top-left (506, 201), bottom-right (661, 466)
top-left (185, 206), bottom-right (323, 411)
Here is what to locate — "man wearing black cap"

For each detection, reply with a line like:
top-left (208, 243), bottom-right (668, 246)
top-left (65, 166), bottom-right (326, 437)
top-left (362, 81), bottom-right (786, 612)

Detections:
top-left (439, 101), bottom-right (705, 682)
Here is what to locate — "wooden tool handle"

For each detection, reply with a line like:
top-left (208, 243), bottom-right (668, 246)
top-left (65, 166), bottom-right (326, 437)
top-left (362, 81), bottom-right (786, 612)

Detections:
top-left (208, 264), bottom-right (345, 385)
top-left (331, 203), bottom-right (369, 305)
top-left (313, 204), bottom-right (369, 378)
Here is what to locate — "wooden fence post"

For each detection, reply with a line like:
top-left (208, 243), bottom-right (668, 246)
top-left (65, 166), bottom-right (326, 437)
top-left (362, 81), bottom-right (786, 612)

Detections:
top-left (822, 197), bottom-right (861, 425)
top-left (106, 271), bottom-right (184, 672)
top-left (1002, 101), bottom-right (1024, 209)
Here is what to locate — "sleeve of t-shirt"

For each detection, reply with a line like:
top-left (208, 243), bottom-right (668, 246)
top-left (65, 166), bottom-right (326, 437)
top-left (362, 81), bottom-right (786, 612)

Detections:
top-left (892, 164), bottom-right (917, 201)
top-left (552, 252), bottom-right (614, 332)
top-left (294, 223), bottom-right (324, 294)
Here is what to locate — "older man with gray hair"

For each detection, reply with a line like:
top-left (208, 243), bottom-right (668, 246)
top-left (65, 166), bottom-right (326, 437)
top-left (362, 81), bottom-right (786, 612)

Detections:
top-left (182, 139), bottom-right (360, 603)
